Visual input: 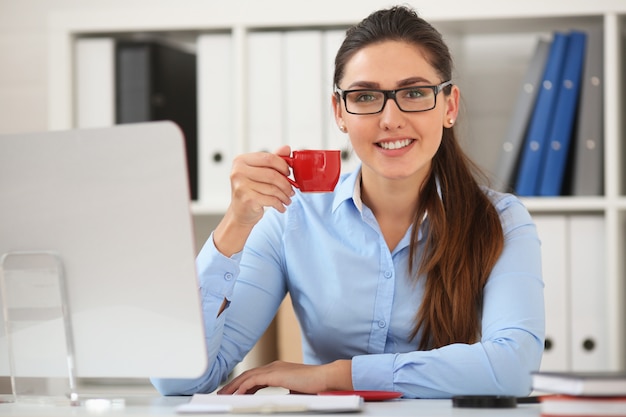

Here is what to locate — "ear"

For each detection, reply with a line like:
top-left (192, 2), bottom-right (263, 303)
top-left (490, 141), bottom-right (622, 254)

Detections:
top-left (443, 85), bottom-right (460, 128)
top-left (332, 93), bottom-right (347, 133)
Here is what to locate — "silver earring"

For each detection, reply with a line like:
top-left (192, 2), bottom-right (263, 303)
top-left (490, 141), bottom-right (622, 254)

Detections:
top-left (448, 119), bottom-right (455, 126)
top-left (340, 125), bottom-right (347, 132)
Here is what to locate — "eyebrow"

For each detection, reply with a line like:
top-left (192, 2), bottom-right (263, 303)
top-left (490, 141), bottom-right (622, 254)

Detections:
top-left (346, 76), bottom-right (434, 90)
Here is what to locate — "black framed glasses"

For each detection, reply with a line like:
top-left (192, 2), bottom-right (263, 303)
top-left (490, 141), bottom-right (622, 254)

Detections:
top-left (335, 80), bottom-right (453, 115)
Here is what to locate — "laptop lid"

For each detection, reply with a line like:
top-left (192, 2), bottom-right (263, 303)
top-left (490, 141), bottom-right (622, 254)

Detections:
top-left (0, 121), bottom-right (207, 379)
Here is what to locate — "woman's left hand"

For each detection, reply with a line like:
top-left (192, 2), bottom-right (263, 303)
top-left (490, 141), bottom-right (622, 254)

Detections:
top-left (217, 360), bottom-right (353, 395)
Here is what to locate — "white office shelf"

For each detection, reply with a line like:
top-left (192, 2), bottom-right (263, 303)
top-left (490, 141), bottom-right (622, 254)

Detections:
top-left (48, 0), bottom-right (625, 372)
top-left (522, 197), bottom-right (608, 213)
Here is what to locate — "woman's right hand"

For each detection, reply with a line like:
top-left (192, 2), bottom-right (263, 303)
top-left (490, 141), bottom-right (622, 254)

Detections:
top-left (228, 145), bottom-right (295, 225)
top-left (213, 146), bottom-right (295, 257)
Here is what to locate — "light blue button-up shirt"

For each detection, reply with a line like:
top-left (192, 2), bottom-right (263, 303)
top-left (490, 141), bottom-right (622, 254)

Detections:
top-left (152, 167), bottom-right (545, 398)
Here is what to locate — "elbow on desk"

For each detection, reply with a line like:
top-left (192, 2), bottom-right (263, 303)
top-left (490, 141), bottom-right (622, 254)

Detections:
top-left (150, 378), bottom-right (184, 396)
top-left (492, 368), bottom-right (533, 397)
top-left (150, 377), bottom-right (210, 396)
top-left (488, 347), bottom-right (542, 397)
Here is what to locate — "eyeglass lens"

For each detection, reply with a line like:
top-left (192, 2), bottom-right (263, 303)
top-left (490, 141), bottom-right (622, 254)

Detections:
top-left (344, 86), bottom-right (437, 114)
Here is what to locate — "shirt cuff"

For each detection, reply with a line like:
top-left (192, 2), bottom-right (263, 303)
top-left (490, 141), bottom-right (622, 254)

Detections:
top-left (352, 353), bottom-right (396, 392)
top-left (196, 232), bottom-right (242, 300)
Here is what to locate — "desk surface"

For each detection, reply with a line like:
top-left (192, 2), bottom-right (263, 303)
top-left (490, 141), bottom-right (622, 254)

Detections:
top-left (0, 394), bottom-right (542, 416)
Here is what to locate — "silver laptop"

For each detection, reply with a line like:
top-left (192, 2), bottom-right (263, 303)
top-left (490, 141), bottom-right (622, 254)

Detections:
top-left (0, 121), bottom-right (207, 379)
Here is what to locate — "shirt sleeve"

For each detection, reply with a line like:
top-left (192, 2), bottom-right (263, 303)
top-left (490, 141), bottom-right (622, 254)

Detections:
top-left (352, 196), bottom-right (545, 398)
top-left (152, 209), bottom-right (289, 396)
top-left (151, 235), bottom-right (242, 395)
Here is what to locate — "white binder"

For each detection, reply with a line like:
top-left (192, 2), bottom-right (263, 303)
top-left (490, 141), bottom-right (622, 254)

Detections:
top-left (323, 29), bottom-right (360, 174)
top-left (284, 30), bottom-right (324, 150)
top-left (75, 38), bottom-right (115, 128)
top-left (247, 31), bottom-right (284, 153)
top-left (197, 33), bottom-right (234, 210)
top-left (569, 215), bottom-right (608, 370)
top-left (533, 215), bottom-right (570, 371)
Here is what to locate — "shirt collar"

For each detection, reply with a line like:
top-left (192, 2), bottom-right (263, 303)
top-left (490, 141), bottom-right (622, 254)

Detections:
top-left (332, 165), bottom-right (442, 214)
top-left (331, 165), bottom-right (362, 213)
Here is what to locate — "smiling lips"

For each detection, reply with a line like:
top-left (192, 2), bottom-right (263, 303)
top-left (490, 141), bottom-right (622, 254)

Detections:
top-left (377, 139), bottom-right (414, 150)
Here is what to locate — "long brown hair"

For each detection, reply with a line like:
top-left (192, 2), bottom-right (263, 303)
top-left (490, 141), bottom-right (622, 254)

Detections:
top-left (334, 6), bottom-right (504, 350)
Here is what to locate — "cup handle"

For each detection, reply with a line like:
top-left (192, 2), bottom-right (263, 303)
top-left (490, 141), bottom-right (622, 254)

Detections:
top-left (279, 155), bottom-right (299, 189)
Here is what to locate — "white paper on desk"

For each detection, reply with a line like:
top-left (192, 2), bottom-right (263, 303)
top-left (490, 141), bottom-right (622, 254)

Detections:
top-left (177, 394), bottom-right (363, 414)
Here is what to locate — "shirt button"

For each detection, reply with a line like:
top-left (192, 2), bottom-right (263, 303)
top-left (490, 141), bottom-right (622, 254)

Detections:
top-left (378, 320), bottom-right (386, 328)
top-left (384, 271), bottom-right (392, 279)
top-left (224, 272), bottom-right (233, 281)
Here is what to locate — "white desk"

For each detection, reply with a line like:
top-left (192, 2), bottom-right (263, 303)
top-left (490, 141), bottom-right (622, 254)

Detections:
top-left (0, 395), bottom-right (542, 416)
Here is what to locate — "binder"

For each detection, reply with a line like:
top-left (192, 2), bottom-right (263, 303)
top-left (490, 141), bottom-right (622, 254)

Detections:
top-left (533, 215), bottom-right (570, 371)
top-left (75, 38), bottom-right (115, 128)
top-left (495, 37), bottom-right (551, 192)
top-left (538, 31), bottom-right (587, 196)
top-left (115, 40), bottom-right (199, 200)
top-left (197, 33), bottom-right (234, 209)
top-left (247, 31), bottom-right (284, 153)
top-left (534, 214), bottom-right (608, 372)
top-left (116, 42), bottom-right (152, 123)
top-left (284, 30), bottom-right (324, 150)
top-left (570, 25), bottom-right (604, 196)
top-left (514, 32), bottom-right (569, 196)
top-left (569, 215), bottom-right (608, 371)
top-left (532, 370), bottom-right (626, 396)
top-left (322, 29), bottom-right (360, 174)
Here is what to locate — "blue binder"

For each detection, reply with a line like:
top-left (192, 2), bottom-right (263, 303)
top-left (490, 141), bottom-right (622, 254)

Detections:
top-left (514, 32), bottom-right (569, 196)
top-left (538, 31), bottom-right (587, 196)
top-left (495, 38), bottom-right (551, 193)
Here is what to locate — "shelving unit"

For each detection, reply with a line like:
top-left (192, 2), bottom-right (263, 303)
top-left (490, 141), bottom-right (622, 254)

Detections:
top-left (47, 0), bottom-right (625, 373)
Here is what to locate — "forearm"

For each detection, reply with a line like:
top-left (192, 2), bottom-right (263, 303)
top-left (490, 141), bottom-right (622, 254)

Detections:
top-left (351, 329), bottom-right (543, 398)
top-left (325, 359), bottom-right (354, 391)
top-left (213, 209), bottom-right (257, 257)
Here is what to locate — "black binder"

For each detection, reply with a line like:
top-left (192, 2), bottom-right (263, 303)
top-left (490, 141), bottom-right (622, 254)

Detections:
top-left (116, 40), bottom-right (198, 200)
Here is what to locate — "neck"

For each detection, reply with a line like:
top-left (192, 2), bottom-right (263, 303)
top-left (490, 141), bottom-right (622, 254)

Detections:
top-left (360, 168), bottom-right (424, 250)
top-left (360, 167), bottom-right (423, 219)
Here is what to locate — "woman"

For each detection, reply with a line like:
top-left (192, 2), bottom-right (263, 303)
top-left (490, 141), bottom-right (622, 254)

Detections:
top-left (152, 5), bottom-right (544, 398)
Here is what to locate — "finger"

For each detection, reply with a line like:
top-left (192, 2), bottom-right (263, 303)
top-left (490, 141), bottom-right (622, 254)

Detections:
top-left (234, 375), bottom-right (272, 395)
top-left (217, 375), bottom-right (267, 395)
top-left (247, 166), bottom-right (295, 201)
top-left (240, 384), bottom-right (268, 395)
top-left (217, 366), bottom-right (261, 395)
top-left (217, 376), bottom-right (243, 395)
top-left (243, 151), bottom-right (290, 176)
top-left (219, 365), bottom-right (271, 394)
top-left (273, 145), bottom-right (291, 157)
top-left (231, 175), bottom-right (293, 211)
top-left (236, 188), bottom-right (290, 217)
top-left (232, 155), bottom-right (294, 198)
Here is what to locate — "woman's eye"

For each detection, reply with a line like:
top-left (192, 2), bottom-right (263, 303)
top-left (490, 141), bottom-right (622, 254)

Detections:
top-left (404, 88), bottom-right (426, 99)
top-left (354, 92), bottom-right (378, 102)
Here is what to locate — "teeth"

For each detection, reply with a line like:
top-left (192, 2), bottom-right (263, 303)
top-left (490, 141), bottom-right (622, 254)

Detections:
top-left (379, 139), bottom-right (412, 150)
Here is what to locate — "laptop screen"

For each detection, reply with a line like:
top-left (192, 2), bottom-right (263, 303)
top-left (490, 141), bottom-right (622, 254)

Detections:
top-left (0, 121), bottom-right (207, 379)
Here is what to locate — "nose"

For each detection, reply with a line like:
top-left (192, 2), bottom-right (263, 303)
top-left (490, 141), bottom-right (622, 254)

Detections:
top-left (379, 96), bottom-right (406, 130)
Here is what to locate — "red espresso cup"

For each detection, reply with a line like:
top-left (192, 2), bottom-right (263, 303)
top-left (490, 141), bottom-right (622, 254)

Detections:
top-left (280, 150), bottom-right (341, 192)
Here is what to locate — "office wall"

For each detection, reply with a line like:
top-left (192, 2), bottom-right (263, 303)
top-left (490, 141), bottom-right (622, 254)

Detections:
top-left (0, 0), bottom-right (225, 135)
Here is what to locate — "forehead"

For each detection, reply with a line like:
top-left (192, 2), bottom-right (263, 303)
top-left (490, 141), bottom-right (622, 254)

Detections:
top-left (341, 40), bottom-right (439, 87)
